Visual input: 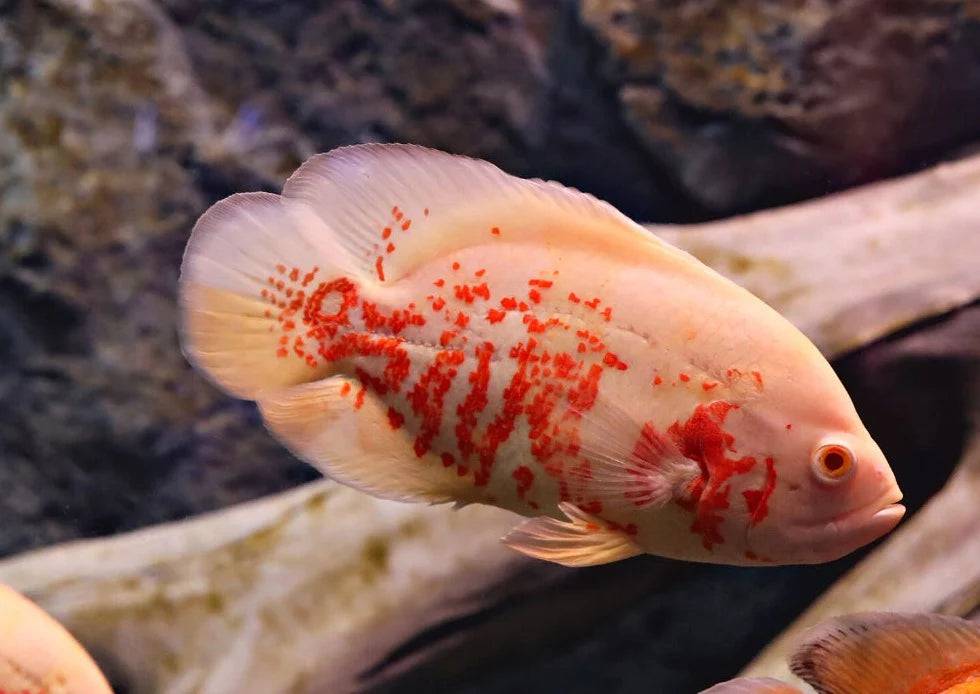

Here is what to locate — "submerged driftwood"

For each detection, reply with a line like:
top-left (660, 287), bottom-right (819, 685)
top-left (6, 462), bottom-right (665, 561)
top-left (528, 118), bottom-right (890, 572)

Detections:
top-left (1, 155), bottom-right (979, 693)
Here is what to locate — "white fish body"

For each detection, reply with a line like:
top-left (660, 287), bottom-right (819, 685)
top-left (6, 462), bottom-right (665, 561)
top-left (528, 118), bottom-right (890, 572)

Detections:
top-left (180, 145), bottom-right (903, 567)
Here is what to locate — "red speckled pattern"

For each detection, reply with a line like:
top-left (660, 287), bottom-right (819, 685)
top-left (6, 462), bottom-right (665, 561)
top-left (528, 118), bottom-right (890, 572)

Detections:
top-left (251, 207), bottom-right (778, 550)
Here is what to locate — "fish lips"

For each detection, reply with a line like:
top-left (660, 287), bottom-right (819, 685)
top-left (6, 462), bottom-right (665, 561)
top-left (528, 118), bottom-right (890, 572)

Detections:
top-left (746, 493), bottom-right (905, 565)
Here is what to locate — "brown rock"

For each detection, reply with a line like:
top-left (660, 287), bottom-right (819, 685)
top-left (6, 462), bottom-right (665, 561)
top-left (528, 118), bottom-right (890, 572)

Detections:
top-left (581, 0), bottom-right (980, 212)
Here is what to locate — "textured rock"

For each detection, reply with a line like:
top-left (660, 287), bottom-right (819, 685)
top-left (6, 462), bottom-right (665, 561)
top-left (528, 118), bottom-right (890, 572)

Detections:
top-left (581, 0), bottom-right (980, 212)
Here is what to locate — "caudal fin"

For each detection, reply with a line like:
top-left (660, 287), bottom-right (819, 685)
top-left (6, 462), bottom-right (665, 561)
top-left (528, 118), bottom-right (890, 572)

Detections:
top-left (789, 611), bottom-right (980, 693)
top-left (179, 191), bottom-right (356, 399)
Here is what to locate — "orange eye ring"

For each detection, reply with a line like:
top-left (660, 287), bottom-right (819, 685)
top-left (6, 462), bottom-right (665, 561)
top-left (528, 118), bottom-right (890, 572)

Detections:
top-left (812, 444), bottom-right (856, 484)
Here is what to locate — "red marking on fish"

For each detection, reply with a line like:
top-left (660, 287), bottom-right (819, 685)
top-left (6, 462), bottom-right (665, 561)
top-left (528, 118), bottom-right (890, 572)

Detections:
top-left (600, 306), bottom-right (612, 322)
top-left (752, 370), bottom-right (764, 389)
top-left (667, 401), bottom-right (759, 550)
top-left (375, 256), bottom-right (385, 281)
top-left (785, 423), bottom-right (792, 430)
top-left (908, 661), bottom-right (980, 693)
top-left (702, 380), bottom-right (718, 391)
top-left (491, 226), bottom-right (501, 236)
top-left (475, 269), bottom-right (486, 277)
top-left (387, 407), bottom-right (405, 430)
top-left (432, 297), bottom-right (446, 311)
top-left (528, 289), bottom-right (542, 304)
top-left (679, 373), bottom-right (690, 382)
top-left (401, 219), bottom-right (411, 231)
top-left (386, 242), bottom-right (395, 254)
top-left (452, 261), bottom-right (460, 271)
top-left (382, 227), bottom-right (392, 240)
top-left (568, 292), bottom-right (580, 303)
top-left (653, 375), bottom-right (663, 386)
top-left (486, 308), bottom-right (506, 324)
top-left (302, 267), bottom-right (318, 287)
top-left (408, 349), bottom-right (465, 457)
top-left (454, 341), bottom-right (494, 462)
top-left (440, 330), bottom-right (457, 347)
top-left (513, 465), bottom-right (534, 499)
top-left (528, 279), bottom-right (553, 288)
top-left (424, 207), bottom-right (430, 217)
top-left (434, 278), bottom-right (445, 287)
top-left (454, 284), bottom-right (475, 303)
top-left (603, 352), bottom-right (628, 370)
top-left (455, 312), bottom-right (470, 328)
top-left (743, 457), bottom-right (776, 526)
top-left (584, 297), bottom-right (601, 309)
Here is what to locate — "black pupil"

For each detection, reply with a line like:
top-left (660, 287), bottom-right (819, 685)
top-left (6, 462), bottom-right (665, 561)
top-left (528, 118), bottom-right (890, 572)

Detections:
top-left (823, 450), bottom-right (846, 472)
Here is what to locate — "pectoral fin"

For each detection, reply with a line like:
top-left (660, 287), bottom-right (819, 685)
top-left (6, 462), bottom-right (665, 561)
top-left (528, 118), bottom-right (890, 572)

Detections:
top-left (572, 396), bottom-right (699, 508)
top-left (501, 502), bottom-right (642, 567)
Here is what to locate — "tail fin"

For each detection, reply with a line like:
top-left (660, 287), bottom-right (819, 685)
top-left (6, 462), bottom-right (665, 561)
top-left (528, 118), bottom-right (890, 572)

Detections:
top-left (179, 191), bottom-right (353, 399)
top-left (790, 611), bottom-right (980, 694)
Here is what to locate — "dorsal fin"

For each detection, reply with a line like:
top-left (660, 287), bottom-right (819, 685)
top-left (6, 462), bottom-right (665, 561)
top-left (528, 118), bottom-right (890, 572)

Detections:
top-left (280, 143), bottom-right (702, 283)
top-left (789, 611), bottom-right (980, 694)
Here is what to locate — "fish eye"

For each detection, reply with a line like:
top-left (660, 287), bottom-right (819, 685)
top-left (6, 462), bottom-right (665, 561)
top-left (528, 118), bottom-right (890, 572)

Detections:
top-left (811, 444), bottom-right (856, 484)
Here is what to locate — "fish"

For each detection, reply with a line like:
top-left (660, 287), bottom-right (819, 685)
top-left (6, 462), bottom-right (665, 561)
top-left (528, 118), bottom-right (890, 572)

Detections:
top-left (701, 678), bottom-right (802, 693)
top-left (702, 611), bottom-right (980, 693)
top-left (0, 583), bottom-right (112, 694)
top-left (178, 143), bottom-right (904, 567)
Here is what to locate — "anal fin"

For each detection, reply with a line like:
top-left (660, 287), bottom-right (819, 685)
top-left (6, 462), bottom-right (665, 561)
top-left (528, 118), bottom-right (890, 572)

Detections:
top-left (501, 502), bottom-right (642, 567)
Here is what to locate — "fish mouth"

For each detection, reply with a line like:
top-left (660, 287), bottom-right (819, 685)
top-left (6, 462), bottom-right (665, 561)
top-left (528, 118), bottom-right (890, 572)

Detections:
top-left (746, 490), bottom-right (905, 564)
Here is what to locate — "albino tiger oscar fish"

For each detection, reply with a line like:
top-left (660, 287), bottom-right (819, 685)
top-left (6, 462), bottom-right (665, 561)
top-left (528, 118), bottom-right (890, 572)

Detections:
top-left (178, 144), bottom-right (904, 567)
top-left (0, 583), bottom-right (112, 694)
top-left (702, 612), bottom-right (980, 693)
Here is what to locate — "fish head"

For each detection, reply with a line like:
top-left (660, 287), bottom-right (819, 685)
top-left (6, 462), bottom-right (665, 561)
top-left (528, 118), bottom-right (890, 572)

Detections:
top-left (730, 351), bottom-right (904, 564)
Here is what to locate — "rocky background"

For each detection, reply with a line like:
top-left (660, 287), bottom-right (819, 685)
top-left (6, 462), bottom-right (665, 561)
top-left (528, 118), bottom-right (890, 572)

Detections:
top-left (1, 1), bottom-right (979, 691)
